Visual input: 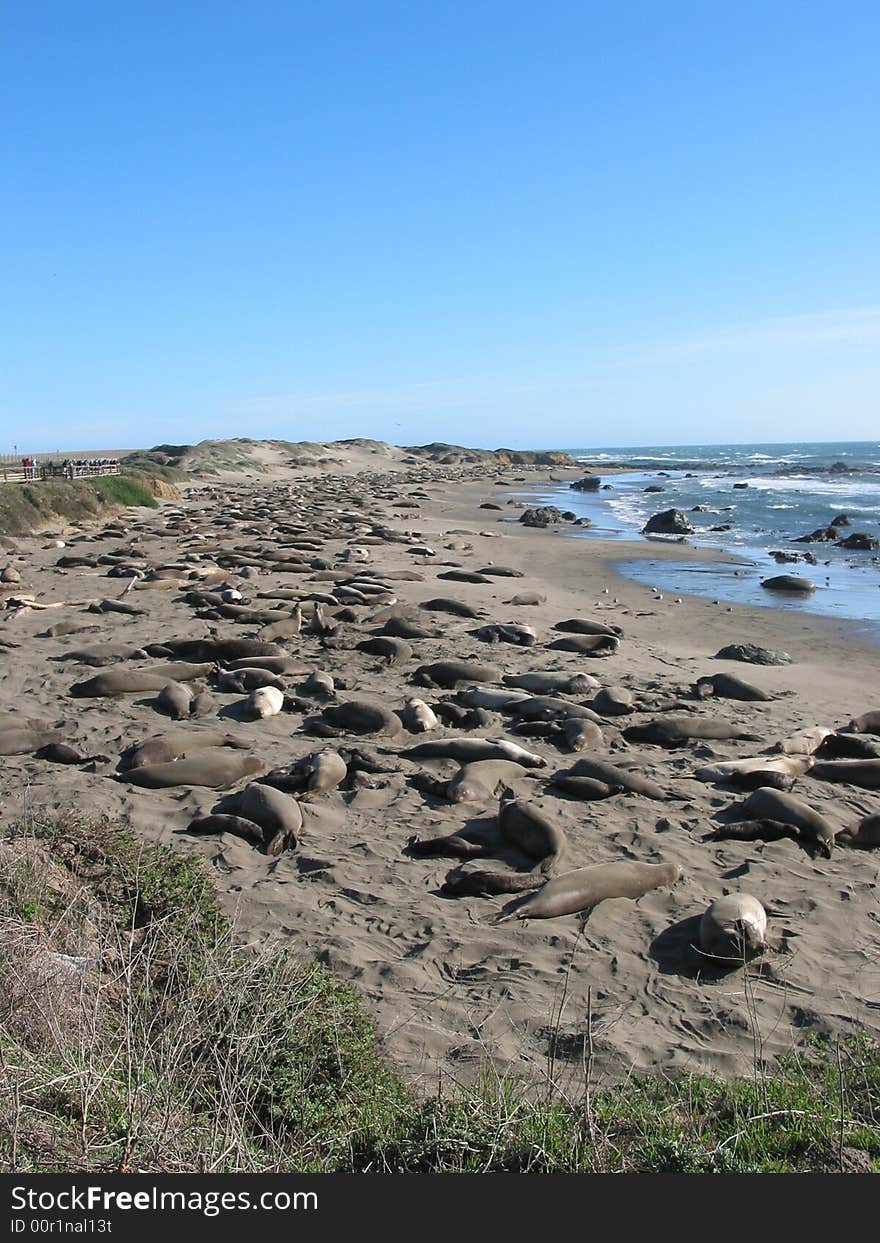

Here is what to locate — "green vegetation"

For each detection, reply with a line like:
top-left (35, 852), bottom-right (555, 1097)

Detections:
top-left (1, 813), bottom-right (877, 1174)
top-left (0, 477), bottom-right (157, 537)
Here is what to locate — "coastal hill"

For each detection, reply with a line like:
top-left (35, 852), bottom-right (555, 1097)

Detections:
top-left (121, 437), bottom-right (575, 481)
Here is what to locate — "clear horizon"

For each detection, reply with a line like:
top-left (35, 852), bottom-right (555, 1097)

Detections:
top-left (3, 3), bottom-right (878, 452)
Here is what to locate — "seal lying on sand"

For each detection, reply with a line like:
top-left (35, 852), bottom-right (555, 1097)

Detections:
top-left (311, 700), bottom-right (403, 737)
top-left (118, 752), bottom-right (265, 788)
top-left (565, 758), bottom-right (667, 800)
top-left (699, 894), bottom-right (768, 962)
top-left (624, 717), bottom-right (763, 747)
top-left (119, 730), bottom-right (250, 770)
top-left (808, 759), bottom-right (880, 789)
top-left (546, 634), bottom-right (619, 656)
top-left (495, 860), bottom-right (682, 922)
top-left (410, 788), bottom-right (566, 873)
top-left (552, 618), bottom-right (622, 637)
top-left (261, 751), bottom-right (347, 799)
top-left (502, 671), bottom-right (599, 695)
top-left (692, 674), bottom-right (773, 702)
top-left (412, 759), bottom-right (530, 804)
top-left (837, 814), bottom-right (880, 849)
top-left (414, 660), bottom-right (501, 688)
top-left (0, 727), bottom-right (63, 755)
top-left (401, 738), bottom-right (547, 767)
top-left (730, 787), bottom-right (838, 856)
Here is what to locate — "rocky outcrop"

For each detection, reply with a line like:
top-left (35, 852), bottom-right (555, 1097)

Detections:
top-left (836, 532), bottom-right (879, 551)
top-left (519, 506), bottom-right (570, 527)
top-left (569, 476), bottom-right (601, 492)
top-left (642, 509), bottom-right (693, 535)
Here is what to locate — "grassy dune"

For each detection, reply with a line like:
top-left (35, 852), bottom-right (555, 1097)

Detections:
top-left (0, 477), bottom-right (158, 538)
top-left (1, 814), bottom-right (876, 1174)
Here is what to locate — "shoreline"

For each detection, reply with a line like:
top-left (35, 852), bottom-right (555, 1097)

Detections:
top-left (500, 465), bottom-right (880, 644)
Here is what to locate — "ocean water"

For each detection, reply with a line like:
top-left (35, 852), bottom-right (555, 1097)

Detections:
top-left (524, 441), bottom-right (880, 635)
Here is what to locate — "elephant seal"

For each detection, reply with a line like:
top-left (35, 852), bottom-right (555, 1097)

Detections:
top-left (441, 864), bottom-right (544, 897)
top-left (444, 759), bottom-right (532, 804)
top-left (0, 727), bottom-right (63, 756)
top-left (473, 623), bottom-right (538, 647)
top-left (624, 717), bottom-right (763, 748)
top-left (496, 790), bottom-right (566, 871)
top-left (217, 668), bottom-right (286, 692)
top-left (549, 775), bottom-right (624, 800)
top-left (32, 742), bottom-right (100, 764)
top-left (707, 819), bottom-right (810, 848)
top-left (153, 638), bottom-right (283, 662)
top-left (401, 698), bottom-right (439, 733)
top-left (259, 608), bottom-right (302, 642)
top-left (496, 860), bottom-right (682, 922)
top-left (508, 696), bottom-right (601, 723)
top-left (735, 787), bottom-right (837, 855)
top-left (261, 752), bottom-right (347, 798)
top-left (381, 617), bottom-right (440, 640)
top-left (142, 661), bottom-right (217, 682)
top-left (692, 755), bottom-right (812, 782)
top-left (693, 674), bottom-right (772, 702)
top-left (357, 636), bottom-right (413, 664)
top-left (773, 726), bottom-right (834, 755)
top-left (234, 782), bottom-right (303, 851)
top-left (817, 733), bottom-right (880, 760)
top-left (58, 644), bottom-right (147, 667)
top-left (455, 688), bottom-right (530, 710)
top-left (591, 687), bottom-right (634, 716)
top-left (186, 814), bottom-right (266, 847)
top-left (837, 814), bottom-right (880, 849)
top-left (699, 895), bottom-right (768, 962)
top-left (808, 759), bottom-right (880, 789)
top-left (562, 719), bottom-right (605, 752)
top-left (157, 681), bottom-right (197, 720)
top-left (552, 618), bottom-right (622, 638)
top-left (118, 752), bottom-right (265, 788)
top-left (848, 711), bottom-right (880, 736)
top-left (503, 671), bottom-right (599, 695)
top-left (402, 738), bottom-right (547, 767)
top-left (316, 700), bottom-right (403, 737)
top-left (717, 769), bottom-right (796, 793)
top-left (223, 656), bottom-right (307, 675)
top-left (120, 730), bottom-right (249, 770)
top-left (247, 686), bottom-right (285, 718)
top-left (414, 660), bottom-right (501, 688)
top-left (547, 634), bottom-right (619, 656)
top-left (70, 670), bottom-right (177, 697)
top-left (419, 597), bottom-right (483, 619)
top-left (567, 758), bottom-right (666, 800)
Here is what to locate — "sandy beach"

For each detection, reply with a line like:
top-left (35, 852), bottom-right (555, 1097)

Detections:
top-left (2, 441), bottom-right (878, 1099)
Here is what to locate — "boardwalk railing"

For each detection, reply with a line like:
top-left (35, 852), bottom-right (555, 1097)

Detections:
top-left (0, 456), bottom-right (122, 484)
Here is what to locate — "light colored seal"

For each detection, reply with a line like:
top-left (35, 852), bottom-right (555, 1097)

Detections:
top-left (401, 698), bottom-right (439, 732)
top-left (402, 738), bottom-right (547, 767)
top-left (496, 860), bottom-right (682, 922)
top-left (118, 752), bottom-right (265, 788)
top-left (699, 895), bottom-right (768, 962)
top-left (247, 686), bottom-right (285, 718)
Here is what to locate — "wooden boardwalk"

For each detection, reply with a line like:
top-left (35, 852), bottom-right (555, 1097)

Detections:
top-left (0, 456), bottom-right (122, 485)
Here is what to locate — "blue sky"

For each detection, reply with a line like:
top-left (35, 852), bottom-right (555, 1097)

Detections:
top-left (3, 1), bottom-right (878, 452)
